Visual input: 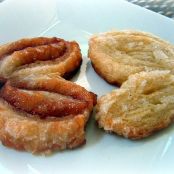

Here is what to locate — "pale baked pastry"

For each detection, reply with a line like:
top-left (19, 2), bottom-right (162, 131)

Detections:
top-left (0, 37), bottom-right (97, 154)
top-left (96, 70), bottom-right (174, 139)
top-left (88, 30), bottom-right (174, 85)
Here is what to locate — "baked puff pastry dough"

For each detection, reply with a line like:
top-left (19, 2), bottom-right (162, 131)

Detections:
top-left (88, 30), bottom-right (174, 85)
top-left (0, 37), bottom-right (96, 154)
top-left (96, 70), bottom-right (174, 139)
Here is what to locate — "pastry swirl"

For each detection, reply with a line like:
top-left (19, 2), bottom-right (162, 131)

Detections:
top-left (0, 37), bottom-right (96, 154)
top-left (0, 37), bottom-right (82, 82)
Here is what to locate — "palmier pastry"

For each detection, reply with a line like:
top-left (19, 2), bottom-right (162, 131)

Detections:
top-left (0, 37), bottom-right (82, 82)
top-left (88, 30), bottom-right (174, 85)
top-left (0, 37), bottom-right (96, 154)
top-left (96, 70), bottom-right (174, 139)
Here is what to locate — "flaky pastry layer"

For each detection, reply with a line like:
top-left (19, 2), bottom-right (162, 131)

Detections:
top-left (96, 70), bottom-right (174, 139)
top-left (88, 30), bottom-right (174, 85)
top-left (0, 37), bottom-right (96, 154)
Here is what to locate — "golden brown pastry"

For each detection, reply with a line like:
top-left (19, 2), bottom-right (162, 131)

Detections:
top-left (96, 70), bottom-right (174, 139)
top-left (88, 30), bottom-right (174, 85)
top-left (0, 37), bottom-right (82, 82)
top-left (0, 37), bottom-right (97, 154)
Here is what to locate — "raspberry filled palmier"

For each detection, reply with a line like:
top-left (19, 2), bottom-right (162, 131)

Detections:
top-left (0, 37), bottom-right (97, 154)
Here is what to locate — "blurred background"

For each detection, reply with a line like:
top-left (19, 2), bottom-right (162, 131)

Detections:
top-left (126, 0), bottom-right (174, 19)
top-left (0, 0), bottom-right (173, 19)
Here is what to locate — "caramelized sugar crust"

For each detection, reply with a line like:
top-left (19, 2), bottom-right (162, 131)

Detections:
top-left (0, 37), bottom-right (96, 154)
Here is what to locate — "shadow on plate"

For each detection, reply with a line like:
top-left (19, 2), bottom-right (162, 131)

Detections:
top-left (101, 121), bottom-right (174, 148)
top-left (85, 109), bottom-right (105, 148)
top-left (85, 61), bottom-right (116, 96)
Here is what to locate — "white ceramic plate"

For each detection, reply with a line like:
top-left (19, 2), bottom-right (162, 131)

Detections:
top-left (0, 0), bottom-right (174, 173)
